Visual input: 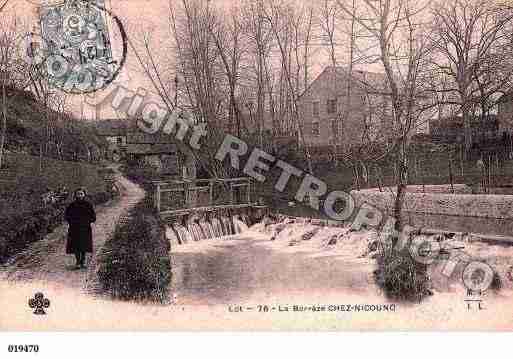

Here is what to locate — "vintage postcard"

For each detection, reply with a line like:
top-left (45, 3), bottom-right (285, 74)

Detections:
top-left (1, 0), bottom-right (513, 335)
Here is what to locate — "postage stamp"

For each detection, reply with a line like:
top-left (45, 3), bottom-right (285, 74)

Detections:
top-left (37, 0), bottom-right (125, 93)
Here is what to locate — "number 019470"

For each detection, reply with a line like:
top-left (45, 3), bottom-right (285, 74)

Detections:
top-left (7, 345), bottom-right (39, 353)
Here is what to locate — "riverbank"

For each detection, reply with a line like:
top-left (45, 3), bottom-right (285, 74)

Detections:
top-left (3, 206), bottom-right (513, 330)
top-left (2, 234), bottom-right (513, 330)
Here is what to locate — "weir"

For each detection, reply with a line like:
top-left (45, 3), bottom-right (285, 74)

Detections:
top-left (152, 177), bottom-right (267, 244)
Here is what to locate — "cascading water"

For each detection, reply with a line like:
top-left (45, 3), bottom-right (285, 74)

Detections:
top-left (233, 216), bottom-right (249, 234)
top-left (211, 217), bottom-right (223, 237)
top-left (199, 220), bottom-right (215, 239)
top-left (196, 222), bottom-right (207, 240)
top-left (188, 222), bottom-right (204, 241)
top-left (221, 216), bottom-right (234, 235)
top-left (170, 211), bottom-right (258, 245)
top-left (174, 224), bottom-right (192, 244)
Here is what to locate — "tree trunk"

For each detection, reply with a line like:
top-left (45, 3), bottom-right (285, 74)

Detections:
top-left (0, 79), bottom-right (6, 170)
top-left (449, 159), bottom-right (454, 193)
top-left (462, 103), bottom-right (472, 159)
top-left (393, 173), bottom-right (407, 235)
top-left (39, 143), bottom-right (43, 174)
top-left (393, 145), bottom-right (409, 235)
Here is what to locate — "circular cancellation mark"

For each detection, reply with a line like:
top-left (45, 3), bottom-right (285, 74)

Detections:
top-left (462, 261), bottom-right (495, 293)
top-left (23, 0), bottom-right (127, 95)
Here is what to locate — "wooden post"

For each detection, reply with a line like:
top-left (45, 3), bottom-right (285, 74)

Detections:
top-left (247, 180), bottom-right (251, 204)
top-left (184, 181), bottom-right (189, 208)
top-left (376, 166), bottom-right (383, 192)
top-left (488, 153), bottom-right (492, 192)
top-left (449, 158), bottom-right (454, 193)
top-left (354, 164), bottom-right (360, 191)
top-left (508, 133), bottom-right (513, 159)
top-left (209, 180), bottom-right (214, 205)
top-left (155, 183), bottom-right (161, 212)
top-left (460, 144), bottom-right (464, 177)
top-left (421, 162), bottom-right (425, 193)
top-left (414, 155), bottom-right (418, 182)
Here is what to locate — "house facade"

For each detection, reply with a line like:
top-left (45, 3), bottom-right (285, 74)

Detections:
top-left (93, 119), bottom-right (130, 161)
top-left (298, 66), bottom-right (393, 149)
top-left (94, 118), bottom-right (193, 178)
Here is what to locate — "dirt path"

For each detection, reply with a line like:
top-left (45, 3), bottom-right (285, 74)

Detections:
top-left (0, 165), bottom-right (145, 294)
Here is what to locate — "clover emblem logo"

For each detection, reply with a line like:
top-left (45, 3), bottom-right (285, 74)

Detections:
top-left (28, 292), bottom-right (51, 315)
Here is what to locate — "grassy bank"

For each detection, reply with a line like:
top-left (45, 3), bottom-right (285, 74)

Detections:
top-left (0, 191), bottom-right (114, 264)
top-left (97, 198), bottom-right (171, 303)
top-left (0, 153), bottom-right (110, 219)
top-left (0, 152), bottom-right (116, 263)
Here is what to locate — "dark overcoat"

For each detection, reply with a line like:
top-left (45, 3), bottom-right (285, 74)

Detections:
top-left (65, 199), bottom-right (96, 254)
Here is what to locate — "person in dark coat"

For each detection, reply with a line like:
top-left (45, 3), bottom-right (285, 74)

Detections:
top-left (65, 188), bottom-right (96, 269)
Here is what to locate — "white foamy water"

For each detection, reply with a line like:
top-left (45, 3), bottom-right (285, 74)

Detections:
top-left (199, 221), bottom-right (215, 239)
top-left (233, 216), bottom-right (248, 234)
top-left (211, 217), bottom-right (223, 237)
top-left (221, 216), bottom-right (233, 235)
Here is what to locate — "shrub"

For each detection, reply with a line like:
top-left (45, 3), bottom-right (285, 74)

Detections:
top-left (374, 239), bottom-right (431, 302)
top-left (97, 200), bottom-right (171, 303)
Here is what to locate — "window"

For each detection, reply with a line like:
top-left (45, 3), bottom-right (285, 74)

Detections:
top-left (117, 137), bottom-right (123, 145)
top-left (312, 101), bottom-right (320, 117)
top-left (327, 99), bottom-right (337, 114)
top-left (312, 121), bottom-right (320, 136)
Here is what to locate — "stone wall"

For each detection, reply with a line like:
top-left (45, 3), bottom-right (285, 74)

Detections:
top-left (366, 184), bottom-right (472, 194)
top-left (350, 188), bottom-right (513, 220)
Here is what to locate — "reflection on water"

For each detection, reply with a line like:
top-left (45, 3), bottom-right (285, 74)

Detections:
top-left (171, 237), bottom-right (374, 305)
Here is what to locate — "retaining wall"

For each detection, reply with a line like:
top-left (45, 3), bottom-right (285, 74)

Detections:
top-left (350, 188), bottom-right (513, 220)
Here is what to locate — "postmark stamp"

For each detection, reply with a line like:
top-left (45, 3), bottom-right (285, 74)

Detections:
top-left (30, 0), bottom-right (127, 94)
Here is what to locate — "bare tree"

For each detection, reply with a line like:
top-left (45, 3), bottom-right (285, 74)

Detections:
top-left (337, 0), bottom-right (436, 231)
top-left (262, 0), bottom-right (315, 174)
top-left (209, 5), bottom-right (246, 138)
top-left (430, 0), bottom-right (513, 156)
top-left (0, 14), bottom-right (31, 170)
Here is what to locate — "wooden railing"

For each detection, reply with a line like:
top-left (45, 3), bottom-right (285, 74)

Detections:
top-left (152, 177), bottom-right (254, 214)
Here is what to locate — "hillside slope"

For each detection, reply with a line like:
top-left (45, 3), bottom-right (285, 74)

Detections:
top-left (2, 87), bottom-right (108, 163)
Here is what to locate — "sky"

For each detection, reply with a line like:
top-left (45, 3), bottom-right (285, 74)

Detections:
top-left (2, 0), bottom-right (431, 120)
top-left (3, 0), bottom-right (360, 118)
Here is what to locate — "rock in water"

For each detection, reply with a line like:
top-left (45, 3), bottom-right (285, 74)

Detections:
top-left (302, 228), bottom-right (320, 241)
top-left (241, 214), bottom-right (251, 226)
top-left (327, 235), bottom-right (338, 245)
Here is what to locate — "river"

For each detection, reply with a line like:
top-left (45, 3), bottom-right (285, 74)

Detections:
top-left (170, 235), bottom-right (377, 305)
